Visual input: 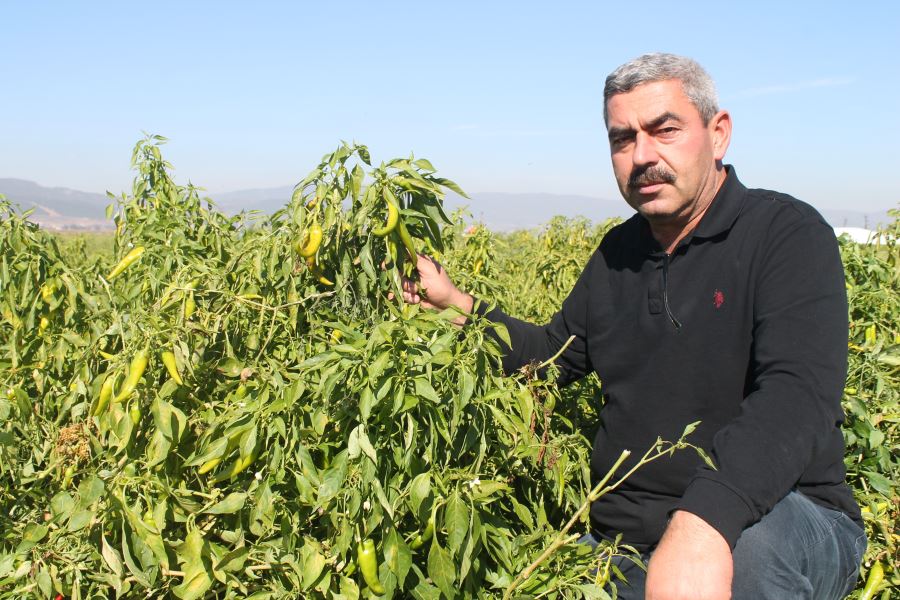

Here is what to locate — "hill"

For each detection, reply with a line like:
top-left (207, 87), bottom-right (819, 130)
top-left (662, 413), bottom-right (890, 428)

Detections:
top-left (1, 178), bottom-right (893, 232)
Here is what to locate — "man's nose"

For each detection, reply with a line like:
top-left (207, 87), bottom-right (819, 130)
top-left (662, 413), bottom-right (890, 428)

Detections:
top-left (632, 132), bottom-right (658, 166)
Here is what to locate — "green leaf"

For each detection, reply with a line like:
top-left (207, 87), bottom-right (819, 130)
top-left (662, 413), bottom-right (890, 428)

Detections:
top-left (348, 424), bottom-right (377, 464)
top-left (77, 474), bottom-right (105, 507)
top-left (121, 521), bottom-right (152, 588)
top-left (214, 546), bottom-right (249, 574)
top-left (862, 470), bottom-right (893, 495)
top-left (444, 493), bottom-right (469, 554)
top-left (409, 472), bottom-right (431, 517)
top-left (16, 523), bottom-right (48, 553)
top-left (371, 477), bottom-right (395, 519)
top-left (101, 533), bottom-right (124, 579)
top-left (23, 523), bottom-right (49, 543)
top-left (204, 492), bottom-right (247, 515)
top-left (36, 569), bottom-right (52, 598)
top-left (50, 492), bottom-right (76, 519)
top-left (173, 529), bottom-right (213, 600)
top-left (301, 543), bottom-right (326, 590)
top-left (413, 158), bottom-right (435, 172)
top-left (427, 539), bottom-right (455, 599)
top-left (414, 378), bottom-right (441, 403)
top-left (67, 509), bottom-right (94, 532)
top-left (318, 451), bottom-right (348, 504)
top-left (384, 528), bottom-right (413, 586)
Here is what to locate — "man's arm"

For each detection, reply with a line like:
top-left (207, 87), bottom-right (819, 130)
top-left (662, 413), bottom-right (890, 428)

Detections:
top-left (402, 253), bottom-right (596, 384)
top-left (646, 511), bottom-right (733, 600)
top-left (646, 207), bottom-right (848, 599)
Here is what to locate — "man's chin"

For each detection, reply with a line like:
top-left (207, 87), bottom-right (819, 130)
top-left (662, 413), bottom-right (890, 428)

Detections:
top-left (629, 196), bottom-right (673, 219)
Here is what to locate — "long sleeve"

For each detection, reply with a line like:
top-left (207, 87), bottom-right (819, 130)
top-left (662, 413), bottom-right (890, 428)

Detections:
top-left (677, 209), bottom-right (849, 548)
top-left (473, 251), bottom-right (599, 386)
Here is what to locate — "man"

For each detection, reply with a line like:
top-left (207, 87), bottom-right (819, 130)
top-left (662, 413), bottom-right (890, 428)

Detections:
top-left (402, 53), bottom-right (866, 599)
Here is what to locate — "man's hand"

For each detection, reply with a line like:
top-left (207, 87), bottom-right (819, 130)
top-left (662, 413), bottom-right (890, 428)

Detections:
top-left (400, 254), bottom-right (473, 324)
top-left (646, 510), bottom-right (733, 600)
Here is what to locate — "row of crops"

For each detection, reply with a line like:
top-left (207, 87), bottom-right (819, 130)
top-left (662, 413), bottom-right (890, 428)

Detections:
top-left (1, 137), bottom-right (897, 598)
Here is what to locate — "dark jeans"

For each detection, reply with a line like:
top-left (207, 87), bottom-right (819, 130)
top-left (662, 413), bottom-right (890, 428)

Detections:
top-left (579, 491), bottom-right (867, 599)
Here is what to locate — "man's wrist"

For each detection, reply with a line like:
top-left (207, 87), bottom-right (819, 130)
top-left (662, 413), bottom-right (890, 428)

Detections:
top-left (453, 291), bottom-right (474, 314)
top-left (447, 291), bottom-right (474, 325)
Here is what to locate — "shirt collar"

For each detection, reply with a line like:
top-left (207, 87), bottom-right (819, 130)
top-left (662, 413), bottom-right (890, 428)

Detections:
top-left (690, 165), bottom-right (746, 240)
top-left (636, 165), bottom-right (746, 254)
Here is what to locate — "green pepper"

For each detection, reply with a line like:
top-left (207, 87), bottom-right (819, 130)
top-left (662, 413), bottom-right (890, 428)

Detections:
top-left (92, 374), bottom-right (116, 416)
top-left (372, 190), bottom-right (399, 237)
top-left (184, 292), bottom-right (196, 319)
top-left (395, 218), bottom-right (418, 265)
top-left (161, 351), bottom-right (183, 385)
top-left (62, 464), bottom-right (75, 488)
top-left (409, 517), bottom-right (434, 550)
top-left (40, 282), bottom-right (56, 303)
top-left (108, 246), bottom-right (145, 280)
top-left (357, 539), bottom-right (385, 595)
top-left (859, 561), bottom-right (884, 600)
top-left (197, 456), bottom-right (223, 475)
top-left (129, 403), bottom-right (141, 426)
top-left (306, 257), bottom-right (334, 286)
top-left (344, 559), bottom-right (357, 576)
top-left (198, 430), bottom-right (242, 475)
top-left (211, 442), bottom-right (258, 483)
top-left (114, 348), bottom-right (149, 403)
top-left (544, 393), bottom-right (556, 413)
top-left (296, 223), bottom-right (323, 258)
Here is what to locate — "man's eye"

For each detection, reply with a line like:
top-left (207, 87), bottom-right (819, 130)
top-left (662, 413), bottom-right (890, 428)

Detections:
top-left (657, 127), bottom-right (678, 136)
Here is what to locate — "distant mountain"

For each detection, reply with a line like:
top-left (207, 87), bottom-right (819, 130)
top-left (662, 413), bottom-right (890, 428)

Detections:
top-left (212, 185), bottom-right (296, 215)
top-left (0, 178), bottom-right (112, 230)
top-left (207, 186), bottom-right (899, 231)
top-left (0, 178), bottom-right (892, 232)
top-left (441, 192), bottom-right (629, 230)
top-left (193, 186), bottom-right (632, 230)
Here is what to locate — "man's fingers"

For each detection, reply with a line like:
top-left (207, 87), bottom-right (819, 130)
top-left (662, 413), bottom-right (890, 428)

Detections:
top-left (415, 252), bottom-right (443, 274)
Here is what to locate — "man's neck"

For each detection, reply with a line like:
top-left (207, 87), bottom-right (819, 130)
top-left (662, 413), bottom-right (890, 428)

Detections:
top-left (652, 166), bottom-right (727, 253)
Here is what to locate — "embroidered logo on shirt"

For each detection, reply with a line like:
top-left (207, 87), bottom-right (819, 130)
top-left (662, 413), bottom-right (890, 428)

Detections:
top-left (713, 289), bottom-right (725, 309)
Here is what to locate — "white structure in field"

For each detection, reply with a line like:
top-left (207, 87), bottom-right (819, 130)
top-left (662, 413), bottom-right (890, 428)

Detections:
top-left (833, 227), bottom-right (881, 244)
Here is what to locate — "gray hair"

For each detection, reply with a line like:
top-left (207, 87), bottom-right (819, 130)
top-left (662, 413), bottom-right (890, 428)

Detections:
top-left (603, 53), bottom-right (719, 125)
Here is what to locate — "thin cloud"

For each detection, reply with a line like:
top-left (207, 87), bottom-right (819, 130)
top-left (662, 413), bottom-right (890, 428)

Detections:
top-left (730, 77), bottom-right (853, 98)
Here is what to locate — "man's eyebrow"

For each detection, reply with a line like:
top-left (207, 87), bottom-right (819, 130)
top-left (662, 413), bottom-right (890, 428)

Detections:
top-left (607, 125), bottom-right (634, 141)
top-left (607, 112), bottom-right (685, 141)
top-left (645, 111), bottom-right (684, 130)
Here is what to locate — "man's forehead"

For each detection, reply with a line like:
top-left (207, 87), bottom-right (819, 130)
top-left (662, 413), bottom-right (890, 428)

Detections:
top-left (606, 79), bottom-right (697, 124)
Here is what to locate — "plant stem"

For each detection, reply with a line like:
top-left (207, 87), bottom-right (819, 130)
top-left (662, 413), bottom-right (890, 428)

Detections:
top-left (537, 335), bottom-right (577, 370)
top-left (504, 435), bottom-right (691, 600)
top-left (503, 449), bottom-right (630, 600)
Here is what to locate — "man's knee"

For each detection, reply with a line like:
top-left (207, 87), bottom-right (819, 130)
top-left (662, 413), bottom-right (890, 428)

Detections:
top-left (732, 520), bottom-right (813, 600)
top-left (730, 491), bottom-right (864, 600)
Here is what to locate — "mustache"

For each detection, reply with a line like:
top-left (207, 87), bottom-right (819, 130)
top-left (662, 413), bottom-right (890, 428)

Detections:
top-left (628, 165), bottom-right (676, 188)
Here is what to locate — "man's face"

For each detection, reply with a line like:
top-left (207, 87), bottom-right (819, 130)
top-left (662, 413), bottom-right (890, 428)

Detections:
top-left (606, 79), bottom-right (729, 227)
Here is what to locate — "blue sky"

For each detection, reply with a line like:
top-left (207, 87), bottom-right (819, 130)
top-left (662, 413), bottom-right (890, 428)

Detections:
top-left (2, 1), bottom-right (899, 213)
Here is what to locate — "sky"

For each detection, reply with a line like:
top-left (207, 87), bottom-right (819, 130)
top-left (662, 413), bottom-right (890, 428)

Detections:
top-left (2, 1), bottom-right (899, 214)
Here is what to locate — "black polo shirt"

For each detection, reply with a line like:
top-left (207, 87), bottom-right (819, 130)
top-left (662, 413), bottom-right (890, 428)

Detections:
top-left (479, 167), bottom-right (861, 550)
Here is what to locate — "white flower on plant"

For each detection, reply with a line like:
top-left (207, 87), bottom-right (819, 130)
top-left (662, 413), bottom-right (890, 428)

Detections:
top-left (468, 477), bottom-right (481, 489)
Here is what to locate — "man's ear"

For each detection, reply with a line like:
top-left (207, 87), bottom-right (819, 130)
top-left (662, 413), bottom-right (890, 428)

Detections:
top-left (709, 110), bottom-right (732, 161)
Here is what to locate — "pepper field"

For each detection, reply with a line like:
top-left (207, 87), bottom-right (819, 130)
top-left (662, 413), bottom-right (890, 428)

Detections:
top-left (1, 138), bottom-right (897, 598)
